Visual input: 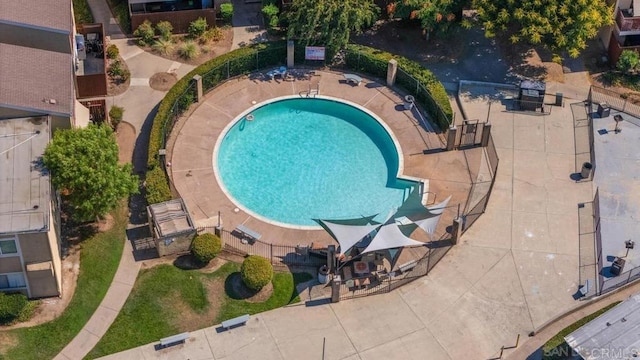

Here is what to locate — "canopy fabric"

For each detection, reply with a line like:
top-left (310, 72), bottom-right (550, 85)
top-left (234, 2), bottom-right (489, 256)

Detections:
top-left (319, 220), bottom-right (381, 253)
top-left (409, 195), bottom-right (452, 235)
top-left (361, 222), bottom-right (425, 254)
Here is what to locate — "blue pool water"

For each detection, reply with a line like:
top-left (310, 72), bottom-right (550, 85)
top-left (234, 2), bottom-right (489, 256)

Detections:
top-left (215, 98), bottom-right (417, 227)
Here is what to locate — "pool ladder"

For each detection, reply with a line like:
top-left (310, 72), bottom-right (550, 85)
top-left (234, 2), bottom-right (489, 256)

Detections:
top-left (299, 83), bottom-right (319, 98)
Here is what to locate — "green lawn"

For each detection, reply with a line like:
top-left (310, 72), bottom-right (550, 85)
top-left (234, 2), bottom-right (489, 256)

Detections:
top-left (87, 262), bottom-right (312, 359)
top-left (542, 301), bottom-right (622, 359)
top-left (0, 205), bottom-right (127, 360)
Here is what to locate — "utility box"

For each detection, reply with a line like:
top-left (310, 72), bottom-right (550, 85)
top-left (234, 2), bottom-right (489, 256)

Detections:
top-left (597, 103), bottom-right (610, 118)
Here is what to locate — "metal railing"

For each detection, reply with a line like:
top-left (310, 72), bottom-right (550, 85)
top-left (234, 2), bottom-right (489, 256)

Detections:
top-left (198, 227), bottom-right (326, 268)
top-left (461, 133), bottom-right (499, 233)
top-left (342, 49), bottom-right (452, 131)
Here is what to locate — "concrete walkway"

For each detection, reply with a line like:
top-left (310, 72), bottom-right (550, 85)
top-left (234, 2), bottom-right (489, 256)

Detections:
top-left (230, 0), bottom-right (268, 50)
top-left (55, 1), bottom-right (194, 359)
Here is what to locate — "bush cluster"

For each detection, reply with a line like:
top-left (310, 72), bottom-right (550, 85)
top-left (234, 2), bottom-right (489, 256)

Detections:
top-left (188, 17), bottom-right (208, 38)
top-left (109, 105), bottom-right (124, 129)
top-left (191, 233), bottom-right (222, 264)
top-left (156, 21), bottom-right (174, 41)
top-left (133, 20), bottom-right (155, 45)
top-left (262, 4), bottom-right (279, 30)
top-left (343, 44), bottom-right (453, 130)
top-left (241, 255), bottom-right (273, 290)
top-left (106, 44), bottom-right (120, 59)
top-left (220, 3), bottom-right (234, 23)
top-left (0, 293), bottom-right (35, 325)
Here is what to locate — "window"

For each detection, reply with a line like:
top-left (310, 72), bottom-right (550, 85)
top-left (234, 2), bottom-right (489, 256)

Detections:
top-left (0, 273), bottom-right (26, 289)
top-left (0, 238), bottom-right (17, 255)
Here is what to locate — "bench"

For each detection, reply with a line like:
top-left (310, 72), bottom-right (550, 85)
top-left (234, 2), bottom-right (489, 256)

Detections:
top-left (398, 260), bottom-right (418, 273)
top-left (221, 314), bottom-right (250, 330)
top-left (159, 332), bottom-right (189, 348)
top-left (235, 224), bottom-right (262, 243)
top-left (579, 279), bottom-right (593, 296)
top-left (343, 74), bottom-right (363, 86)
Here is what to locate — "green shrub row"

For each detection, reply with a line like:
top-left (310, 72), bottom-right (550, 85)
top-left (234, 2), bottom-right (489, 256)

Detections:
top-left (344, 44), bottom-right (453, 130)
top-left (145, 42), bottom-right (452, 205)
top-left (145, 42), bottom-right (287, 205)
top-left (72, 0), bottom-right (94, 24)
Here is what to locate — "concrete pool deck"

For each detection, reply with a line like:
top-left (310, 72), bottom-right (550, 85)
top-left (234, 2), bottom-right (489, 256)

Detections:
top-left (101, 80), bottom-right (601, 360)
top-left (169, 70), bottom-right (475, 246)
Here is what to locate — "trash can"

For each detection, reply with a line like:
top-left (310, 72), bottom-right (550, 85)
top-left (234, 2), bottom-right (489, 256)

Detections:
top-left (318, 265), bottom-right (330, 284)
top-left (597, 103), bottom-right (610, 118)
top-left (581, 162), bottom-right (593, 179)
top-left (403, 95), bottom-right (415, 110)
top-left (555, 92), bottom-right (563, 107)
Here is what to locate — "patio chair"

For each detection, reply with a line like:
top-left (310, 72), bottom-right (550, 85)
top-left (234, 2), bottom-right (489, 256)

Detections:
top-left (343, 74), bottom-right (363, 86)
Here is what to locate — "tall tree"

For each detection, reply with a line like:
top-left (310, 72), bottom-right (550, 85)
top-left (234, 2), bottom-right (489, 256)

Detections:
top-left (43, 124), bottom-right (138, 222)
top-left (287, 0), bottom-right (379, 51)
top-left (473, 0), bottom-right (613, 58)
top-left (389, 0), bottom-right (467, 39)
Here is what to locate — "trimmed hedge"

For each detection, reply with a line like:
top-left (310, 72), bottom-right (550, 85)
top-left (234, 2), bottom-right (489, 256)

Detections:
top-left (145, 42), bottom-right (287, 205)
top-left (344, 44), bottom-right (453, 130)
top-left (145, 42), bottom-right (452, 205)
top-left (241, 255), bottom-right (273, 290)
top-left (191, 233), bottom-right (222, 264)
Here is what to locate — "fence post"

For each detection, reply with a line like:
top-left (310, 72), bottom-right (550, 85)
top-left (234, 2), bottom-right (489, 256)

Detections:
top-left (270, 243), bottom-right (273, 263)
top-left (192, 75), bottom-right (203, 103)
top-left (451, 217), bottom-right (463, 245)
top-left (446, 125), bottom-right (457, 151)
top-left (426, 249), bottom-right (431, 274)
top-left (287, 40), bottom-right (295, 68)
top-left (331, 275), bottom-right (341, 303)
top-left (481, 123), bottom-right (491, 147)
top-left (387, 59), bottom-right (397, 86)
top-left (256, 51), bottom-right (259, 70)
top-left (227, 60), bottom-right (230, 79)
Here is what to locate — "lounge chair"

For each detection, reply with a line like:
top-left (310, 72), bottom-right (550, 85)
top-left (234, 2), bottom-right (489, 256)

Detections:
top-left (267, 66), bottom-right (288, 80)
top-left (343, 73), bottom-right (363, 86)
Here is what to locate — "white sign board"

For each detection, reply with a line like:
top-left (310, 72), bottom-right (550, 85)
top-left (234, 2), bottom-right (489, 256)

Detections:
top-left (305, 46), bottom-right (326, 61)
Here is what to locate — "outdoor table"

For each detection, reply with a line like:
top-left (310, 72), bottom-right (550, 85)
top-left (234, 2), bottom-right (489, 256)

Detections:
top-left (353, 261), bottom-right (369, 275)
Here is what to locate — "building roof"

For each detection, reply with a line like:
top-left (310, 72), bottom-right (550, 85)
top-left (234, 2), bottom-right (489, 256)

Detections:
top-left (0, 43), bottom-right (73, 117)
top-left (0, 0), bottom-right (72, 33)
top-left (148, 199), bottom-right (196, 238)
top-left (565, 293), bottom-right (640, 359)
top-left (0, 117), bottom-right (51, 234)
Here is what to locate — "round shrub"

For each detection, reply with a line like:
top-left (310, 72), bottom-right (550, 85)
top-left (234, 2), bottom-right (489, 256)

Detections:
top-left (106, 44), bottom-right (119, 59)
top-left (0, 292), bottom-right (30, 325)
top-left (220, 3), bottom-right (234, 23)
top-left (188, 17), bottom-right (208, 38)
top-left (191, 233), bottom-right (222, 264)
top-left (241, 255), bottom-right (273, 290)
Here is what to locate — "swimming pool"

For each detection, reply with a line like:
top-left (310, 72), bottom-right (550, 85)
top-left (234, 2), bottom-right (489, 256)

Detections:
top-left (214, 97), bottom-right (418, 228)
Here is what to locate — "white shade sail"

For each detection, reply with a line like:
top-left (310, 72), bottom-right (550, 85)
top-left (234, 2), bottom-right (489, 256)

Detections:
top-left (409, 195), bottom-right (452, 235)
top-left (320, 220), bottom-right (381, 253)
top-left (361, 222), bottom-right (425, 254)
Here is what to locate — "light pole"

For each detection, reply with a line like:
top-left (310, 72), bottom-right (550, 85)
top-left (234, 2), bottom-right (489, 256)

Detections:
top-left (625, 239), bottom-right (635, 258)
top-left (614, 114), bottom-right (624, 134)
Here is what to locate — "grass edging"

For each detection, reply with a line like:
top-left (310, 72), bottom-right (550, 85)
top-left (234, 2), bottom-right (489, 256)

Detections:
top-left (0, 204), bottom-right (127, 360)
top-left (542, 301), bottom-right (622, 359)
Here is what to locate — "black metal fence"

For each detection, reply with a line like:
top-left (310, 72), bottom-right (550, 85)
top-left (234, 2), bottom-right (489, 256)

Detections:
top-left (198, 227), bottom-right (326, 268)
top-left (589, 85), bottom-right (640, 118)
top-left (461, 133), bottom-right (499, 233)
top-left (342, 49), bottom-right (452, 131)
top-left (339, 243), bottom-right (452, 300)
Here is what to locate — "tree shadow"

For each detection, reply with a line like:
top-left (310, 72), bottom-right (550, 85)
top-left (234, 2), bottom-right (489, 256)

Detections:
top-left (224, 272), bottom-right (260, 300)
top-left (174, 254), bottom-right (207, 270)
